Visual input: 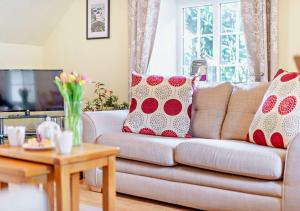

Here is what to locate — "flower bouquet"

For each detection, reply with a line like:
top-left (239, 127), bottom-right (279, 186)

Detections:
top-left (55, 72), bottom-right (88, 146)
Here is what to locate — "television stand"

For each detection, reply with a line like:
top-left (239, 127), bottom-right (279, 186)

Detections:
top-left (0, 113), bottom-right (64, 144)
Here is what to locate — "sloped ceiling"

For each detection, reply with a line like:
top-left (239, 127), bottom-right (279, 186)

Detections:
top-left (0, 0), bottom-right (75, 45)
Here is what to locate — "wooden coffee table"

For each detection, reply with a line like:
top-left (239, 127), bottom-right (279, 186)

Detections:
top-left (0, 143), bottom-right (119, 211)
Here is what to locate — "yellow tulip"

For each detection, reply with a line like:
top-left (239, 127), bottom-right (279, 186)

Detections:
top-left (60, 72), bottom-right (67, 83)
top-left (79, 80), bottom-right (86, 86)
top-left (69, 74), bottom-right (76, 82)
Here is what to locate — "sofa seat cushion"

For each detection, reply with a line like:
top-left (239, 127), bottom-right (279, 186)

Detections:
top-left (175, 139), bottom-right (286, 180)
top-left (115, 158), bottom-right (283, 198)
top-left (99, 132), bottom-right (186, 166)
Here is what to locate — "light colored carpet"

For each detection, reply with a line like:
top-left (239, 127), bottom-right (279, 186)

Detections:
top-left (80, 204), bottom-right (102, 211)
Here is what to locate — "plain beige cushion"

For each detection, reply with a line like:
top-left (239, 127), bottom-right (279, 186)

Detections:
top-left (221, 82), bottom-right (269, 140)
top-left (175, 139), bottom-right (286, 180)
top-left (99, 132), bottom-right (186, 166)
top-left (191, 82), bottom-right (233, 139)
top-left (115, 158), bottom-right (282, 197)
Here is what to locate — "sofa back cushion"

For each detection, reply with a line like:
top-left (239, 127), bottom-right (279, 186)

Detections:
top-left (221, 82), bottom-right (269, 140)
top-left (191, 82), bottom-right (233, 139)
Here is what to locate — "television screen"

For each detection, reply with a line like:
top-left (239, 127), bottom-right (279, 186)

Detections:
top-left (0, 69), bottom-right (64, 112)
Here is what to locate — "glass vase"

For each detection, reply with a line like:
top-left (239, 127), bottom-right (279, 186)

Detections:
top-left (64, 100), bottom-right (83, 146)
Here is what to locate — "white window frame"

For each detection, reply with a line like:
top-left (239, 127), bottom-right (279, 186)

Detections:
top-left (177, 0), bottom-right (247, 82)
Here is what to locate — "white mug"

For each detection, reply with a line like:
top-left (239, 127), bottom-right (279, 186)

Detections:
top-left (7, 126), bottom-right (26, 146)
top-left (55, 131), bottom-right (73, 154)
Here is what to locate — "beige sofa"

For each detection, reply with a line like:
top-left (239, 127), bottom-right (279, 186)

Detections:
top-left (82, 82), bottom-right (300, 211)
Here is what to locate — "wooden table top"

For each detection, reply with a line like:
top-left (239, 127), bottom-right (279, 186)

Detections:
top-left (0, 157), bottom-right (52, 177)
top-left (0, 143), bottom-right (119, 165)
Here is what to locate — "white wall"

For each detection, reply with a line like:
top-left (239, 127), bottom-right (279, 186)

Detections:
top-left (0, 43), bottom-right (43, 69)
top-left (148, 0), bottom-right (178, 75)
top-left (43, 0), bottom-right (129, 102)
top-left (278, 0), bottom-right (300, 72)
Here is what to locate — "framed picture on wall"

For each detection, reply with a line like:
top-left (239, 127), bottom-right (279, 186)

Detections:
top-left (86, 0), bottom-right (110, 39)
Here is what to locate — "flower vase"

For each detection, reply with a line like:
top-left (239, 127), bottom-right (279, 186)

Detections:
top-left (64, 101), bottom-right (83, 146)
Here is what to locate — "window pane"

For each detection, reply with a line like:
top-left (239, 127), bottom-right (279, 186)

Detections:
top-left (200, 6), bottom-right (213, 34)
top-left (200, 36), bottom-right (213, 58)
top-left (182, 66), bottom-right (190, 76)
top-left (184, 8), bottom-right (198, 36)
top-left (221, 35), bottom-right (236, 64)
top-left (237, 66), bottom-right (250, 83)
top-left (184, 37), bottom-right (199, 67)
top-left (221, 3), bottom-right (238, 33)
top-left (207, 66), bottom-right (217, 82)
top-left (239, 35), bottom-right (247, 64)
top-left (220, 66), bottom-right (235, 82)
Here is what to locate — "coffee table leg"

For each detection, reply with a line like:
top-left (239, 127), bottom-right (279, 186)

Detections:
top-left (55, 165), bottom-right (71, 211)
top-left (45, 173), bottom-right (55, 211)
top-left (71, 172), bottom-right (80, 211)
top-left (0, 182), bottom-right (8, 190)
top-left (102, 156), bottom-right (116, 211)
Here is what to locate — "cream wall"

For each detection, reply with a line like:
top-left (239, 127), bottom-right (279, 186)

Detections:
top-left (278, 0), bottom-right (300, 71)
top-left (0, 43), bottom-right (43, 69)
top-left (43, 0), bottom-right (128, 102)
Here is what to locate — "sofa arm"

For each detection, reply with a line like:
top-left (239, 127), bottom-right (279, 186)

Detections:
top-left (283, 134), bottom-right (300, 211)
top-left (82, 110), bottom-right (128, 144)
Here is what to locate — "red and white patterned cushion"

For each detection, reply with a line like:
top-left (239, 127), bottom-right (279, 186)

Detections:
top-left (249, 69), bottom-right (300, 149)
top-left (123, 72), bottom-right (197, 138)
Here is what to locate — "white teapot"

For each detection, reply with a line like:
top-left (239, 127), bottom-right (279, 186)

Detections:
top-left (36, 117), bottom-right (61, 142)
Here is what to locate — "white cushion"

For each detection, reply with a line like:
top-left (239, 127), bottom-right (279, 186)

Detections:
top-left (99, 132), bottom-right (186, 166)
top-left (175, 139), bottom-right (286, 180)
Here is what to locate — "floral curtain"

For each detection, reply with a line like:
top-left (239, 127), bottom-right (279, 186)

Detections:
top-left (241, 0), bottom-right (278, 82)
top-left (128, 0), bottom-right (161, 75)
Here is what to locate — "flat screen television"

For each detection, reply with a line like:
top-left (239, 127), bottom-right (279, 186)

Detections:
top-left (0, 69), bottom-right (64, 112)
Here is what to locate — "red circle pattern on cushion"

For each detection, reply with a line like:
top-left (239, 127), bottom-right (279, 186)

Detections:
top-left (164, 99), bottom-right (182, 116)
top-left (253, 129), bottom-right (267, 146)
top-left (162, 130), bottom-right (178, 137)
top-left (270, 132), bottom-right (285, 149)
top-left (139, 128), bottom-right (156, 135)
top-left (132, 73), bottom-right (142, 87)
top-left (278, 96), bottom-right (297, 115)
top-left (129, 98), bottom-right (137, 113)
top-left (262, 95), bottom-right (277, 113)
top-left (280, 72), bottom-right (299, 82)
top-left (141, 98), bottom-right (159, 114)
top-left (168, 76), bottom-right (187, 87)
top-left (187, 104), bottom-right (192, 119)
top-left (122, 126), bottom-right (132, 133)
top-left (146, 75), bottom-right (164, 86)
top-left (185, 133), bottom-right (192, 138)
top-left (273, 69), bottom-right (285, 79)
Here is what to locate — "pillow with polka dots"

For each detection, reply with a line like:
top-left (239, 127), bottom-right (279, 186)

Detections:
top-left (249, 69), bottom-right (300, 149)
top-left (123, 72), bottom-right (198, 138)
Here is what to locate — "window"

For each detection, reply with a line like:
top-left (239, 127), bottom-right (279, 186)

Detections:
top-left (179, 0), bottom-right (249, 82)
top-left (9, 70), bottom-right (36, 103)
